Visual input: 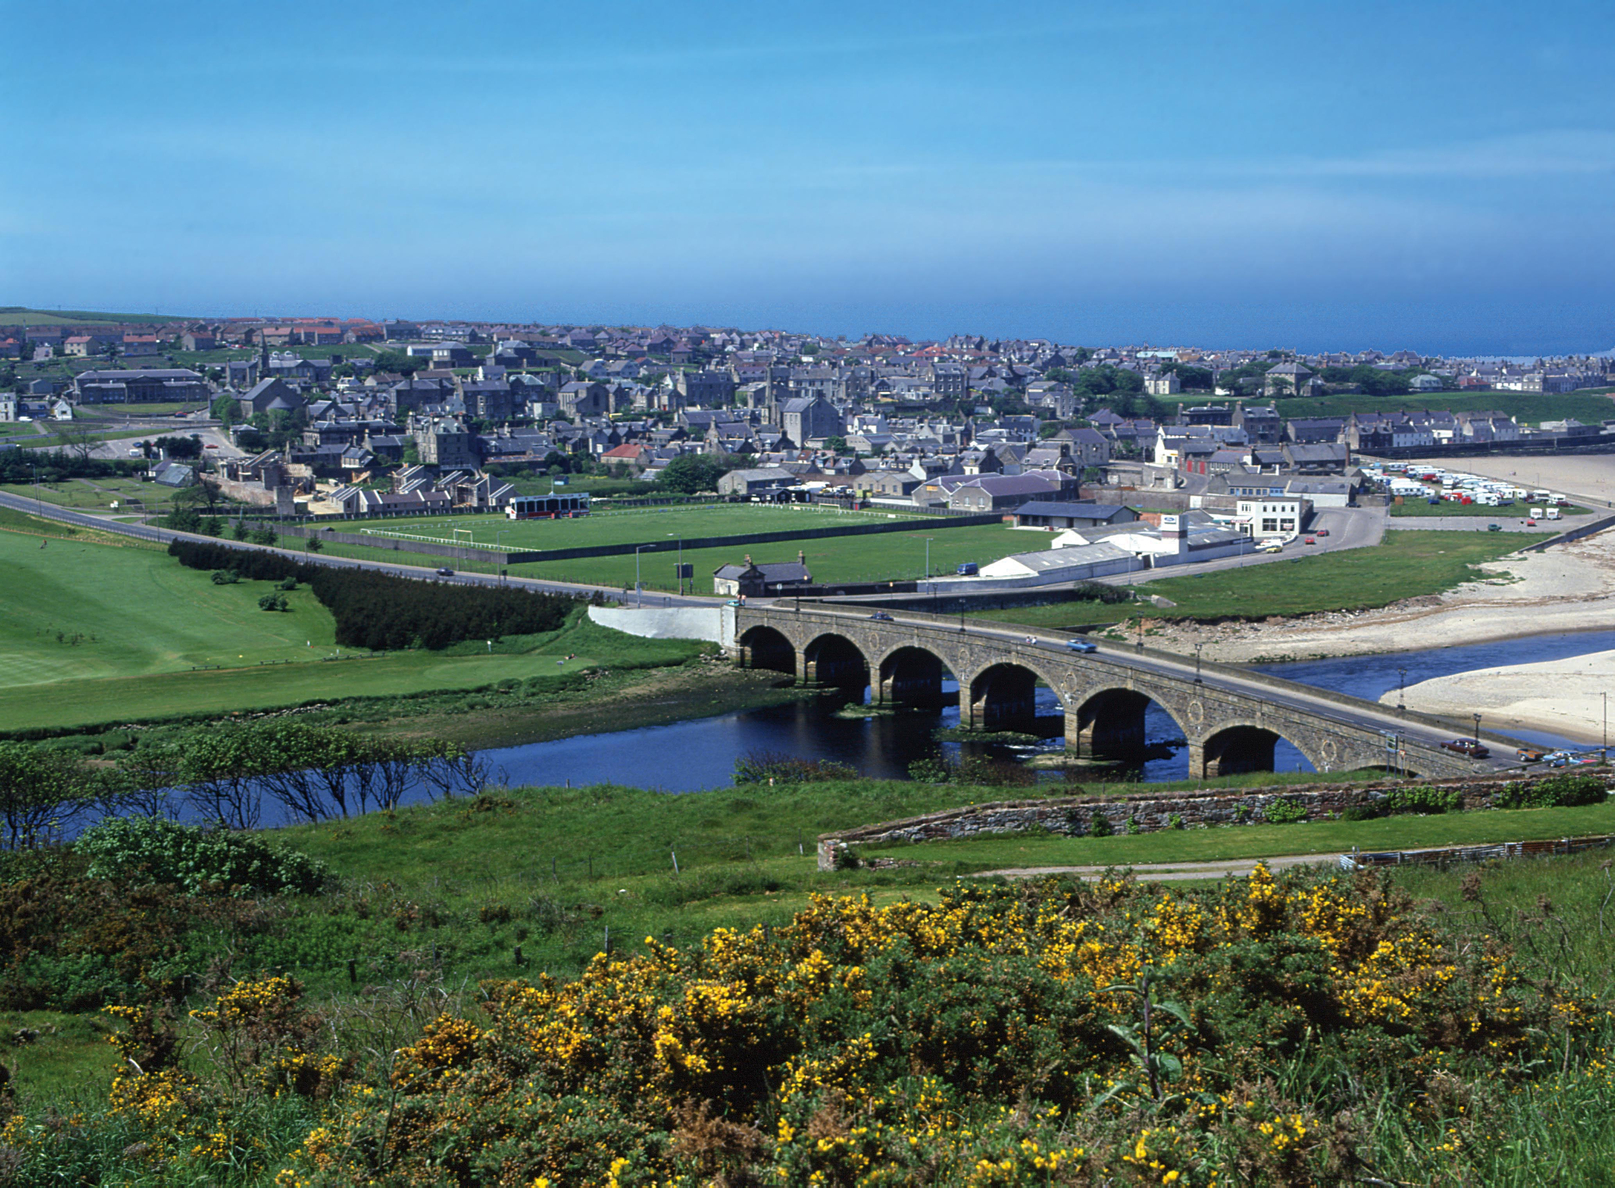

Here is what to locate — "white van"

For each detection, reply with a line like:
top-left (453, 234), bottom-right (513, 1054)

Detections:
top-left (1546, 507), bottom-right (1561, 520)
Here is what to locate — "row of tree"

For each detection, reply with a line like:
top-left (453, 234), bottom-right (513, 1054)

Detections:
top-left (0, 724), bottom-right (489, 846)
top-left (167, 539), bottom-right (577, 650)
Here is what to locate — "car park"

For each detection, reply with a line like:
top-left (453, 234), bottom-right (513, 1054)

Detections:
top-left (1064, 638), bottom-right (1097, 653)
top-left (1441, 738), bottom-right (1489, 759)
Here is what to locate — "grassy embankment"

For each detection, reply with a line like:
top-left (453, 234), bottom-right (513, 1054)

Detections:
top-left (0, 476), bottom-right (182, 512)
top-left (970, 529), bottom-right (1528, 632)
top-left (0, 521), bottom-right (750, 740)
top-left (1390, 498), bottom-right (1591, 517)
top-left (7, 770), bottom-right (1614, 1108)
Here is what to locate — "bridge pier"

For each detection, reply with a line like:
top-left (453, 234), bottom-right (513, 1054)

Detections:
top-left (1068, 690), bottom-right (1151, 758)
top-left (875, 650), bottom-right (947, 708)
top-left (799, 648), bottom-right (867, 690)
top-left (962, 682), bottom-right (1038, 733)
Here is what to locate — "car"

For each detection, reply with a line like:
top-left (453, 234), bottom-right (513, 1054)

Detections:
top-left (1314, 528), bottom-right (1330, 537)
top-left (724, 598), bottom-right (742, 607)
top-left (1304, 536), bottom-right (1316, 545)
top-left (1516, 748), bottom-right (1544, 763)
top-left (1259, 542), bottom-right (1283, 554)
top-left (955, 561), bottom-right (978, 576)
top-left (868, 611), bottom-right (894, 621)
top-left (435, 567), bottom-right (455, 577)
top-left (1487, 523), bottom-right (1502, 532)
top-left (1526, 519), bottom-right (1537, 526)
top-left (1064, 638), bottom-right (1097, 654)
top-left (1441, 738), bottom-right (1490, 759)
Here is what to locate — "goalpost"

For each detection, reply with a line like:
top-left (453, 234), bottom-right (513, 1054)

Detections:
top-left (452, 528), bottom-right (474, 545)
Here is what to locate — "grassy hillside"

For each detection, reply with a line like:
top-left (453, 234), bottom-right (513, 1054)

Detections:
top-left (0, 306), bottom-right (185, 326)
top-left (0, 522), bottom-right (709, 731)
top-left (976, 529), bottom-right (1527, 630)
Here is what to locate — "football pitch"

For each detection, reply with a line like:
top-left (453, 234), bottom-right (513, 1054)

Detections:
top-left (348, 502), bottom-right (937, 553)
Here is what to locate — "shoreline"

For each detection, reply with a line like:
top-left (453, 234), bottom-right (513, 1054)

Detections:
top-left (1382, 649), bottom-right (1615, 748)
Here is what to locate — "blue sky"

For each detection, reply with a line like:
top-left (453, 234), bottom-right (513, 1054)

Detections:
top-left (6, 0), bottom-right (1614, 353)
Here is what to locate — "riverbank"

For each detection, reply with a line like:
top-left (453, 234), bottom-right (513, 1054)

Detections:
top-left (358, 657), bottom-right (811, 750)
top-left (1144, 521), bottom-right (1615, 663)
top-left (1386, 648), bottom-right (1615, 745)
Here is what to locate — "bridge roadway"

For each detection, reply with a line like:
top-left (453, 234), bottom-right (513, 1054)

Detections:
top-left (734, 603), bottom-right (1525, 780)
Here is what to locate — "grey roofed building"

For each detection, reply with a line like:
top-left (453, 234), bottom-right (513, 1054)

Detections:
top-left (712, 559), bottom-right (813, 597)
top-left (1012, 502), bottom-right (1139, 529)
top-left (151, 460), bottom-right (196, 487)
top-left (717, 466), bottom-right (797, 496)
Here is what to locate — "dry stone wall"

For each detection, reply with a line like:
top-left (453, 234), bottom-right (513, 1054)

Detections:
top-left (816, 771), bottom-right (1613, 870)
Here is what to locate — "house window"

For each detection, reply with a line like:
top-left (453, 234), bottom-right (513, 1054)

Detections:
top-left (1262, 518), bottom-right (1279, 532)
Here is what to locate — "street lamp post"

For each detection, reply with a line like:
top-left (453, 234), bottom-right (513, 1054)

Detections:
top-left (1397, 667), bottom-right (1408, 716)
top-left (1473, 713), bottom-right (1482, 748)
top-left (669, 535), bottom-right (682, 596)
top-left (634, 544), bottom-right (651, 607)
top-left (495, 531), bottom-right (509, 584)
top-left (1603, 691), bottom-right (1608, 765)
top-left (923, 536), bottom-right (933, 580)
top-left (1194, 642), bottom-right (1204, 684)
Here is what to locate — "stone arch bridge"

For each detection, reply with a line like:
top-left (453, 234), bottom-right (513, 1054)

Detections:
top-left (733, 606), bottom-right (1489, 780)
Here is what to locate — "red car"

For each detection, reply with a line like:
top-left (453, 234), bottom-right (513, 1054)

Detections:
top-left (1441, 739), bottom-right (1490, 759)
top-left (1315, 528), bottom-right (1330, 537)
top-left (1304, 536), bottom-right (1316, 545)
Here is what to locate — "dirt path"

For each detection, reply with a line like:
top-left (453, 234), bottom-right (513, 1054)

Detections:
top-left (971, 853), bottom-right (1342, 881)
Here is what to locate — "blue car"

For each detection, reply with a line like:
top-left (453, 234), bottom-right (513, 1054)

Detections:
top-left (1064, 639), bottom-right (1097, 654)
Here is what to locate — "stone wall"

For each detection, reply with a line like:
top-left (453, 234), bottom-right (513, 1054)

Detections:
top-left (815, 771), bottom-right (1613, 870)
top-left (587, 604), bottom-right (734, 647)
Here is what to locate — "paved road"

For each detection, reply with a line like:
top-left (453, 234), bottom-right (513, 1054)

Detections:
top-left (755, 601), bottom-right (1527, 774)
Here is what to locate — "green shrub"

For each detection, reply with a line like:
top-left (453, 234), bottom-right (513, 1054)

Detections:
top-left (1496, 774), bottom-right (1609, 810)
top-left (1262, 797), bottom-right (1309, 825)
top-left (210, 570), bottom-right (239, 585)
top-left (733, 751), bottom-right (858, 785)
top-left (258, 592), bottom-right (289, 612)
top-left (75, 817), bottom-right (329, 897)
top-left (1381, 785), bottom-right (1463, 815)
top-left (1340, 804), bottom-right (1383, 822)
top-left (1088, 810), bottom-right (1114, 837)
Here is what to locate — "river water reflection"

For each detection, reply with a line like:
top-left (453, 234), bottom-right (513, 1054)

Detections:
top-left (481, 629), bottom-right (1615, 793)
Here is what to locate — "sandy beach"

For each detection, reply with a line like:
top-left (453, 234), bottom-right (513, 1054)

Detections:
top-left (1438, 454), bottom-right (1615, 509)
top-left (1154, 524), bottom-right (1615, 664)
top-left (1383, 649), bottom-right (1615, 745)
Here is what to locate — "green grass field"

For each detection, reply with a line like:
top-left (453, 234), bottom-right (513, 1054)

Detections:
top-left (1, 477), bottom-right (179, 512)
top-left (974, 530), bottom-right (1528, 630)
top-left (0, 306), bottom-right (182, 326)
top-left (341, 503), bottom-right (952, 553)
top-left (0, 526), bottom-right (704, 729)
top-left (1390, 498), bottom-right (1590, 518)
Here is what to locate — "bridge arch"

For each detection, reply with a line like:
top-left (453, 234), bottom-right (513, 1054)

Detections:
top-left (801, 632), bottom-right (872, 690)
top-left (1194, 720), bottom-right (1322, 779)
top-left (960, 654), bottom-right (1073, 734)
top-left (873, 644), bottom-right (955, 709)
top-left (736, 625), bottom-right (797, 676)
top-left (1064, 682), bottom-right (1194, 762)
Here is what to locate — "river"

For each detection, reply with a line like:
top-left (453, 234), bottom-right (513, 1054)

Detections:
top-left (477, 629), bottom-right (1615, 793)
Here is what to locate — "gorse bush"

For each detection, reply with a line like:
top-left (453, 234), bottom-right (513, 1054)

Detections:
top-left (244, 867), bottom-right (1601, 1186)
top-left (75, 817), bottom-right (329, 897)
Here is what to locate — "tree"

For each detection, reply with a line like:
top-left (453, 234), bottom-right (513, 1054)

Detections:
top-left (401, 438), bottom-right (421, 465)
top-left (0, 742), bottom-right (90, 849)
top-left (210, 395), bottom-right (237, 427)
top-left (659, 453), bottom-right (729, 494)
top-left (824, 435), bottom-right (848, 455)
